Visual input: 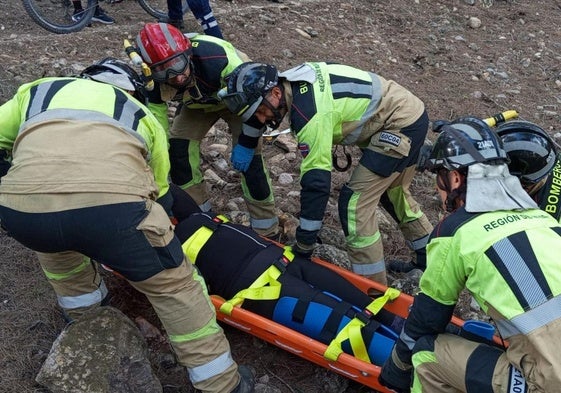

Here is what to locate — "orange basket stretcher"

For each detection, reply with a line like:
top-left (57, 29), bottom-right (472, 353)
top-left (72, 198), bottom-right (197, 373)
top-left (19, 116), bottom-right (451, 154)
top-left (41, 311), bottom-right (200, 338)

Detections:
top-left (211, 256), bottom-right (465, 392)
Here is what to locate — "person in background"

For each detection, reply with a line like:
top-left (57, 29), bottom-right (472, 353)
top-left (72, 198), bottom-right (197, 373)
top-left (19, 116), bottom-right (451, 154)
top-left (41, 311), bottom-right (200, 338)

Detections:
top-left (71, 0), bottom-right (114, 24)
top-left (0, 58), bottom-right (254, 393)
top-left (496, 119), bottom-right (561, 222)
top-left (133, 23), bottom-right (279, 239)
top-left (166, 0), bottom-right (224, 38)
top-left (220, 61), bottom-right (433, 285)
top-left (379, 117), bottom-right (561, 392)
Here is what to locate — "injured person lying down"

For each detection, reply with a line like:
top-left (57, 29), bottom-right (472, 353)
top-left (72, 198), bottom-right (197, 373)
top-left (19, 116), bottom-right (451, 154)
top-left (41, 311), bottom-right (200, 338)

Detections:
top-left (170, 185), bottom-right (404, 366)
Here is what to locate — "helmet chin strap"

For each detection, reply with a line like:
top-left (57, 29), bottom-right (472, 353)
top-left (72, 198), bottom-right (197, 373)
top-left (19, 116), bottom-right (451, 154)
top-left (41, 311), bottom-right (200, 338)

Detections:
top-left (261, 86), bottom-right (286, 130)
top-left (525, 176), bottom-right (548, 197)
top-left (439, 170), bottom-right (466, 212)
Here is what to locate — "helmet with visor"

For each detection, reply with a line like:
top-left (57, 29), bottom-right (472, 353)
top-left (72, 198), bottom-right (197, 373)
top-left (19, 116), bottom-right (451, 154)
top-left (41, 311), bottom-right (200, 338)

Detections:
top-left (80, 57), bottom-right (147, 104)
top-left (220, 62), bottom-right (279, 122)
top-left (136, 23), bottom-right (193, 83)
top-left (496, 120), bottom-right (557, 189)
top-left (426, 117), bottom-right (508, 173)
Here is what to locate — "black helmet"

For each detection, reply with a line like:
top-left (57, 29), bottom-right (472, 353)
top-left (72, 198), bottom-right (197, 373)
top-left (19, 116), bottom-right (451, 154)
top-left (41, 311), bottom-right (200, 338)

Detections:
top-left (426, 116), bottom-right (508, 172)
top-left (496, 120), bottom-right (557, 186)
top-left (219, 62), bottom-right (279, 122)
top-left (80, 57), bottom-right (147, 104)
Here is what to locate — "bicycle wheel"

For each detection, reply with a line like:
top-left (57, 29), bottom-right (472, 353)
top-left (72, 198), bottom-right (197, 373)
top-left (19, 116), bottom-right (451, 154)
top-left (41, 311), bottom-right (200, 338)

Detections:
top-left (22, 0), bottom-right (97, 34)
top-left (137, 0), bottom-right (189, 21)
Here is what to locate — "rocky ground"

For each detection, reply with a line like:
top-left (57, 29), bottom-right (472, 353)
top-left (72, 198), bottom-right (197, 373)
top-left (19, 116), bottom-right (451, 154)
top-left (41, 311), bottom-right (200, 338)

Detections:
top-left (1, 0), bottom-right (561, 392)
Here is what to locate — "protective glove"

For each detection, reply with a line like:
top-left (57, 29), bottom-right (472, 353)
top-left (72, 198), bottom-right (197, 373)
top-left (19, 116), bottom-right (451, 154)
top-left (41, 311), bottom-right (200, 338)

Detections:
top-left (379, 354), bottom-right (412, 393)
top-left (0, 149), bottom-right (11, 180)
top-left (415, 143), bottom-right (433, 172)
top-left (231, 144), bottom-right (255, 172)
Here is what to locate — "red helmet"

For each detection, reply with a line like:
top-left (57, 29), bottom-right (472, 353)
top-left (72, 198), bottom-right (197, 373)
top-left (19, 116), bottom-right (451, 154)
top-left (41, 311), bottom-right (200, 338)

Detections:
top-left (136, 23), bottom-right (192, 65)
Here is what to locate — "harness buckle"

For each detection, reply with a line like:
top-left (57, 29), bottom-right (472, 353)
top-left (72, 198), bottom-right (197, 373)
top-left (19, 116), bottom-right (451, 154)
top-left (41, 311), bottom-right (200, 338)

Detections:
top-left (355, 308), bottom-right (374, 325)
top-left (272, 255), bottom-right (290, 274)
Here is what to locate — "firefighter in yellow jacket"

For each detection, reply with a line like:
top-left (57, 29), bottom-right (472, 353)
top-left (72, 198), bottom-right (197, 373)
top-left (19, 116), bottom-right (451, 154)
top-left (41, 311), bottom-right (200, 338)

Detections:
top-left (220, 62), bottom-right (433, 284)
top-left (379, 117), bottom-right (561, 392)
top-left (0, 58), bottom-right (253, 393)
top-left (133, 23), bottom-right (279, 238)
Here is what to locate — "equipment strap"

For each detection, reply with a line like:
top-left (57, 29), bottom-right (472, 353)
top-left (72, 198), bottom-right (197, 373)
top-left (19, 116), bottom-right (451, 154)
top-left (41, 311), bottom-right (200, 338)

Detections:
top-left (219, 247), bottom-right (295, 315)
top-left (181, 214), bottom-right (229, 263)
top-left (319, 301), bottom-right (355, 343)
top-left (292, 290), bottom-right (317, 323)
top-left (324, 287), bottom-right (400, 362)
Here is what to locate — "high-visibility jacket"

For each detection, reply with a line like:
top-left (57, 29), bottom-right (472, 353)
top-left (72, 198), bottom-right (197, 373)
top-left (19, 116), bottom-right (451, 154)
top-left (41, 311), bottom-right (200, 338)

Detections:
top-left (0, 77), bottom-right (170, 211)
top-left (281, 62), bottom-right (425, 243)
top-left (395, 206), bottom-right (561, 391)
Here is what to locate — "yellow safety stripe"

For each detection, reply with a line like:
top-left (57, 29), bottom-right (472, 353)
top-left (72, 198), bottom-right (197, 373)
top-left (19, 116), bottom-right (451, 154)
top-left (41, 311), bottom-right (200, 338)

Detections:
top-left (324, 287), bottom-right (401, 362)
top-left (42, 257), bottom-right (90, 280)
top-left (181, 215), bottom-right (229, 263)
top-left (219, 247), bottom-right (295, 315)
top-left (168, 313), bottom-right (223, 343)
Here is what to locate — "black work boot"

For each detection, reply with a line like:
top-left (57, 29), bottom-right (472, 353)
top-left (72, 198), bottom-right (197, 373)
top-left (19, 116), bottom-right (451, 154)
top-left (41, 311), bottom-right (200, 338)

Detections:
top-left (168, 19), bottom-right (185, 30)
top-left (387, 259), bottom-right (423, 273)
top-left (231, 365), bottom-right (255, 393)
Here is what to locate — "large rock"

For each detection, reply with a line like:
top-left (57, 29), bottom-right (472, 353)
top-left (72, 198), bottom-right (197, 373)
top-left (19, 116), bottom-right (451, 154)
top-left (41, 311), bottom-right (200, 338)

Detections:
top-left (36, 306), bottom-right (162, 393)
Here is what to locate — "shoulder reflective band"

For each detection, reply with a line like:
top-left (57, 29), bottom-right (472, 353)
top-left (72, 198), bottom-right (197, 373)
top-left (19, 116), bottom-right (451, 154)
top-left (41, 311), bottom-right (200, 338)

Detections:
top-left (181, 215), bottom-right (229, 263)
top-left (324, 287), bottom-right (400, 362)
top-left (219, 247), bottom-right (294, 315)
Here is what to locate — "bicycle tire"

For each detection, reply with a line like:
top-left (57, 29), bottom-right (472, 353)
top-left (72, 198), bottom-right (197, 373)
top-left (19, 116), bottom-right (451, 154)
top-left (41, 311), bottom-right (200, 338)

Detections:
top-left (137, 0), bottom-right (189, 21)
top-left (22, 0), bottom-right (97, 34)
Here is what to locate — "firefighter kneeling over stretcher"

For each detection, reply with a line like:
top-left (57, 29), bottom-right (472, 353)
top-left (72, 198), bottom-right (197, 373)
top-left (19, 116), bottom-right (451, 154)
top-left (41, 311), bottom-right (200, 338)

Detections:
top-left (169, 185), bottom-right (403, 366)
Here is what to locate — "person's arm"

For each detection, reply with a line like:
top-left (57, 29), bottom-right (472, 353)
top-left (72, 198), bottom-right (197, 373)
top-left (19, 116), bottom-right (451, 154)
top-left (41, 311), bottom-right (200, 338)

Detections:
top-left (0, 91), bottom-right (25, 180)
top-left (230, 117), bottom-right (267, 172)
top-left (139, 111), bottom-right (172, 213)
top-left (145, 84), bottom-right (170, 132)
top-left (380, 230), bottom-right (465, 392)
top-left (379, 293), bottom-right (455, 392)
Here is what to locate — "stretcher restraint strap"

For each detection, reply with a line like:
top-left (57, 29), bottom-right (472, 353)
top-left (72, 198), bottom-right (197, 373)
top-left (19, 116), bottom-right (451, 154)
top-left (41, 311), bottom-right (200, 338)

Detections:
top-left (319, 301), bottom-right (357, 343)
top-left (219, 247), bottom-right (295, 315)
top-left (324, 287), bottom-right (401, 363)
top-left (291, 290), bottom-right (317, 323)
top-left (182, 215), bottom-right (230, 263)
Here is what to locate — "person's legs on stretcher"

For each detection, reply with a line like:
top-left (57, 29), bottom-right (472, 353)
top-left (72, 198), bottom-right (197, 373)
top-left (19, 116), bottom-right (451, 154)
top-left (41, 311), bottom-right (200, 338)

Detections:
top-left (169, 184), bottom-right (405, 365)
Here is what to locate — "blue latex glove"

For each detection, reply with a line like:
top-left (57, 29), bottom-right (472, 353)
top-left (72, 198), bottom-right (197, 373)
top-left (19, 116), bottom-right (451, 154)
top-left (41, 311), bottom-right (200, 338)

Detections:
top-left (231, 144), bottom-right (255, 172)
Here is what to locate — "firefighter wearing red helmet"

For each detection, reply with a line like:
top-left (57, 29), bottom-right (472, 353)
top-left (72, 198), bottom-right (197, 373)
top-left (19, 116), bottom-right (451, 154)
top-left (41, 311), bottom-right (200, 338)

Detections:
top-left (134, 23), bottom-right (279, 240)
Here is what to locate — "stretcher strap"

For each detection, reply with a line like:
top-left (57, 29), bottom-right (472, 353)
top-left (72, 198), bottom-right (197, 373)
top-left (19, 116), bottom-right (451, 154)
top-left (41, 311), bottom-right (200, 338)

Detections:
top-left (324, 287), bottom-right (400, 362)
top-left (219, 247), bottom-right (295, 315)
top-left (181, 215), bottom-right (229, 263)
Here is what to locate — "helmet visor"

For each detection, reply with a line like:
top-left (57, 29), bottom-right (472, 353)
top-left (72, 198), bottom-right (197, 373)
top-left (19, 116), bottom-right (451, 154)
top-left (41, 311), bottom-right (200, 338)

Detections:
top-left (220, 91), bottom-right (263, 121)
top-left (150, 51), bottom-right (191, 82)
